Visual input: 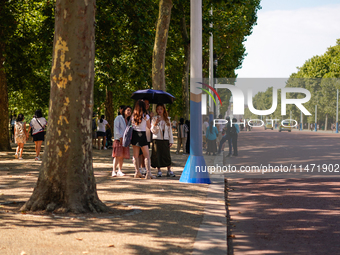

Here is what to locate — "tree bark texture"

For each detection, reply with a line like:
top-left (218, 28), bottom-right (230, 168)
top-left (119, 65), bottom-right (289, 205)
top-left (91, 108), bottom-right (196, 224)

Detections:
top-left (21, 0), bottom-right (107, 213)
top-left (0, 41), bottom-right (10, 151)
top-left (180, 14), bottom-right (190, 120)
top-left (152, 0), bottom-right (172, 91)
top-left (0, 0), bottom-right (11, 151)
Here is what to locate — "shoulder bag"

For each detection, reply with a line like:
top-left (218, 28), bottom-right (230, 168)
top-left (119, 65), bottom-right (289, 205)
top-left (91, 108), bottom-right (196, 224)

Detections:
top-left (122, 119), bottom-right (133, 147)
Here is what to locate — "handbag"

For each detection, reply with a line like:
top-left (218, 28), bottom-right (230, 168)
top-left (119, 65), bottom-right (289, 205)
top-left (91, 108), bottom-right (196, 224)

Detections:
top-left (35, 118), bottom-right (46, 135)
top-left (122, 119), bottom-right (133, 147)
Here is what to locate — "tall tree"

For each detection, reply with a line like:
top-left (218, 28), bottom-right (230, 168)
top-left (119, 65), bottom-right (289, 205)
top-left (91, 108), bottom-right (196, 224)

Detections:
top-left (0, 0), bottom-right (17, 151)
top-left (0, 27), bottom-right (10, 151)
top-left (152, 0), bottom-right (173, 91)
top-left (21, 0), bottom-right (107, 213)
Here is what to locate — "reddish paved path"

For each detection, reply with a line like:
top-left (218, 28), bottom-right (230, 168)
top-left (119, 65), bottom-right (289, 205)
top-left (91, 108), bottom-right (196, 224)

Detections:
top-left (225, 129), bottom-right (340, 254)
top-left (223, 128), bottom-right (340, 178)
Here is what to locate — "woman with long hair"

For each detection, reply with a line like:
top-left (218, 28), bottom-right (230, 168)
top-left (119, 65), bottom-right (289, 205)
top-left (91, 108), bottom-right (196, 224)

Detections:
top-left (28, 109), bottom-right (47, 161)
top-left (112, 106), bottom-right (132, 177)
top-left (131, 99), bottom-right (155, 179)
top-left (150, 104), bottom-right (175, 177)
top-left (97, 115), bottom-right (110, 150)
top-left (14, 114), bottom-right (29, 160)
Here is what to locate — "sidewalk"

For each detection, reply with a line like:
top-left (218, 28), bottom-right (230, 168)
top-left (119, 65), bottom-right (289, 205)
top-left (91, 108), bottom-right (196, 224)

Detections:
top-left (0, 141), bottom-right (227, 255)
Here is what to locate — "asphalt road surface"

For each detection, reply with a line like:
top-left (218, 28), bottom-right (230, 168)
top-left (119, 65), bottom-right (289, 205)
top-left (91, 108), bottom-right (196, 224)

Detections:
top-left (225, 128), bottom-right (340, 255)
top-left (223, 128), bottom-right (340, 178)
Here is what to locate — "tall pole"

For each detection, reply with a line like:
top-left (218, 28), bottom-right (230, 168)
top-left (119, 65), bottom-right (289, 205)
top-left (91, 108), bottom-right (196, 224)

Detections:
top-left (336, 89), bottom-right (339, 133)
top-left (208, 7), bottom-right (213, 115)
top-left (300, 110), bottom-right (303, 130)
top-left (180, 0), bottom-right (210, 184)
top-left (315, 105), bottom-right (317, 132)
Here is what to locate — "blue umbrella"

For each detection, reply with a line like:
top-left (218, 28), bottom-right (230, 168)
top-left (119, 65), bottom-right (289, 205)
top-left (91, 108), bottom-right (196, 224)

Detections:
top-left (131, 89), bottom-right (175, 104)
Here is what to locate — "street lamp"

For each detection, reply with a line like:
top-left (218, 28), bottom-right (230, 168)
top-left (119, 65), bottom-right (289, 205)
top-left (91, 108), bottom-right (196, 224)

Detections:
top-left (213, 56), bottom-right (218, 118)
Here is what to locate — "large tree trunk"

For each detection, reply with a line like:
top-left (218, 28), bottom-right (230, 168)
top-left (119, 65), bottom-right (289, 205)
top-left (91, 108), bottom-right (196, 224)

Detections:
top-left (152, 0), bottom-right (172, 91)
top-left (325, 114), bottom-right (328, 131)
top-left (21, 0), bottom-right (107, 213)
top-left (0, 0), bottom-right (11, 151)
top-left (180, 12), bottom-right (190, 120)
top-left (0, 43), bottom-right (10, 151)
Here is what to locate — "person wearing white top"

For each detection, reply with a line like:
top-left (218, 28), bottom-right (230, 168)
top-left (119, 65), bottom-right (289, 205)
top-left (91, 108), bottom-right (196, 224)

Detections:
top-left (97, 115), bottom-right (110, 150)
top-left (112, 106), bottom-right (132, 177)
top-left (131, 100), bottom-right (155, 179)
top-left (139, 99), bottom-right (153, 175)
top-left (28, 109), bottom-right (47, 161)
top-left (150, 104), bottom-right (175, 177)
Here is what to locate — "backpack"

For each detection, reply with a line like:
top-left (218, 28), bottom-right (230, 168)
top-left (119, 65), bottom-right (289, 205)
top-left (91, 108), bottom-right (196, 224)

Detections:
top-left (230, 125), bottom-right (237, 135)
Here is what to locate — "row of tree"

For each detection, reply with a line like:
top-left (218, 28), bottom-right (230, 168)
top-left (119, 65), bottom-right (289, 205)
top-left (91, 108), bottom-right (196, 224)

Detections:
top-left (0, 0), bottom-right (261, 150)
top-left (0, 0), bottom-right (262, 213)
top-left (244, 39), bottom-right (340, 129)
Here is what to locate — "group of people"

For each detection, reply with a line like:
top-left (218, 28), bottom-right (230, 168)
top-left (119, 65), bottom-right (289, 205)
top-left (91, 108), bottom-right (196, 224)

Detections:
top-left (203, 116), bottom-right (239, 157)
top-left (111, 99), bottom-right (176, 179)
top-left (11, 100), bottom-right (181, 180)
top-left (13, 109), bottom-right (47, 161)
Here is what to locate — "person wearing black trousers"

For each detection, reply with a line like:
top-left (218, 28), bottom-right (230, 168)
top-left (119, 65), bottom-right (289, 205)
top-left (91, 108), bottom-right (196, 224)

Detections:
top-left (218, 117), bottom-right (232, 156)
top-left (230, 118), bottom-right (239, 156)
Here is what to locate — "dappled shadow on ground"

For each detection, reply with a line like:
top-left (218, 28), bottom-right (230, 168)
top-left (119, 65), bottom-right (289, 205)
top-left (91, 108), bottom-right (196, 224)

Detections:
top-left (0, 141), bottom-right (207, 254)
top-left (226, 178), bottom-right (340, 255)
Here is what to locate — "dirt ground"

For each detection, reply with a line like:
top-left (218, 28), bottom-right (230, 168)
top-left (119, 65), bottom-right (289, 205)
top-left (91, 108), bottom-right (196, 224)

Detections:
top-left (0, 141), bottom-right (209, 255)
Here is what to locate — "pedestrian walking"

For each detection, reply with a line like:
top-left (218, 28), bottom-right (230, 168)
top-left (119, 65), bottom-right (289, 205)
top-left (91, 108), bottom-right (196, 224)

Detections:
top-left (206, 121), bottom-right (218, 155)
top-left (97, 115), bottom-right (110, 150)
top-left (176, 118), bottom-right (188, 154)
top-left (131, 99), bottom-right (155, 179)
top-left (92, 112), bottom-right (97, 148)
top-left (218, 117), bottom-right (232, 155)
top-left (202, 117), bottom-right (209, 149)
top-left (10, 114), bottom-right (16, 142)
top-left (112, 106), bottom-right (132, 177)
top-left (14, 114), bottom-right (28, 160)
top-left (230, 118), bottom-right (240, 156)
top-left (28, 109), bottom-right (47, 161)
top-left (150, 104), bottom-right (175, 177)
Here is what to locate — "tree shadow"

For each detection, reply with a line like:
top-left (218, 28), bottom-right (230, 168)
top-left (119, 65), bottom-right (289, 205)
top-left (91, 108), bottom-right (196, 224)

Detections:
top-left (226, 178), bottom-right (340, 255)
top-left (0, 141), bottom-right (211, 254)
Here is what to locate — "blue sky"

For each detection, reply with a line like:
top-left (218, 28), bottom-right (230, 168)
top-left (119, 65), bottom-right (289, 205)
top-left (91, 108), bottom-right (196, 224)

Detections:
top-left (236, 0), bottom-right (340, 82)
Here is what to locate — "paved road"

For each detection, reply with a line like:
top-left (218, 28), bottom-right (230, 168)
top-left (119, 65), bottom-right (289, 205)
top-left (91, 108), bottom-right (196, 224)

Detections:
top-left (225, 128), bottom-right (340, 254)
top-left (223, 128), bottom-right (340, 178)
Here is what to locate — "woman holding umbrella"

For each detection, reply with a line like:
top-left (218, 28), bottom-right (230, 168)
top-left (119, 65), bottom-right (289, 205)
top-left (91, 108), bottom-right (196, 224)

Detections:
top-left (131, 99), bottom-right (155, 179)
